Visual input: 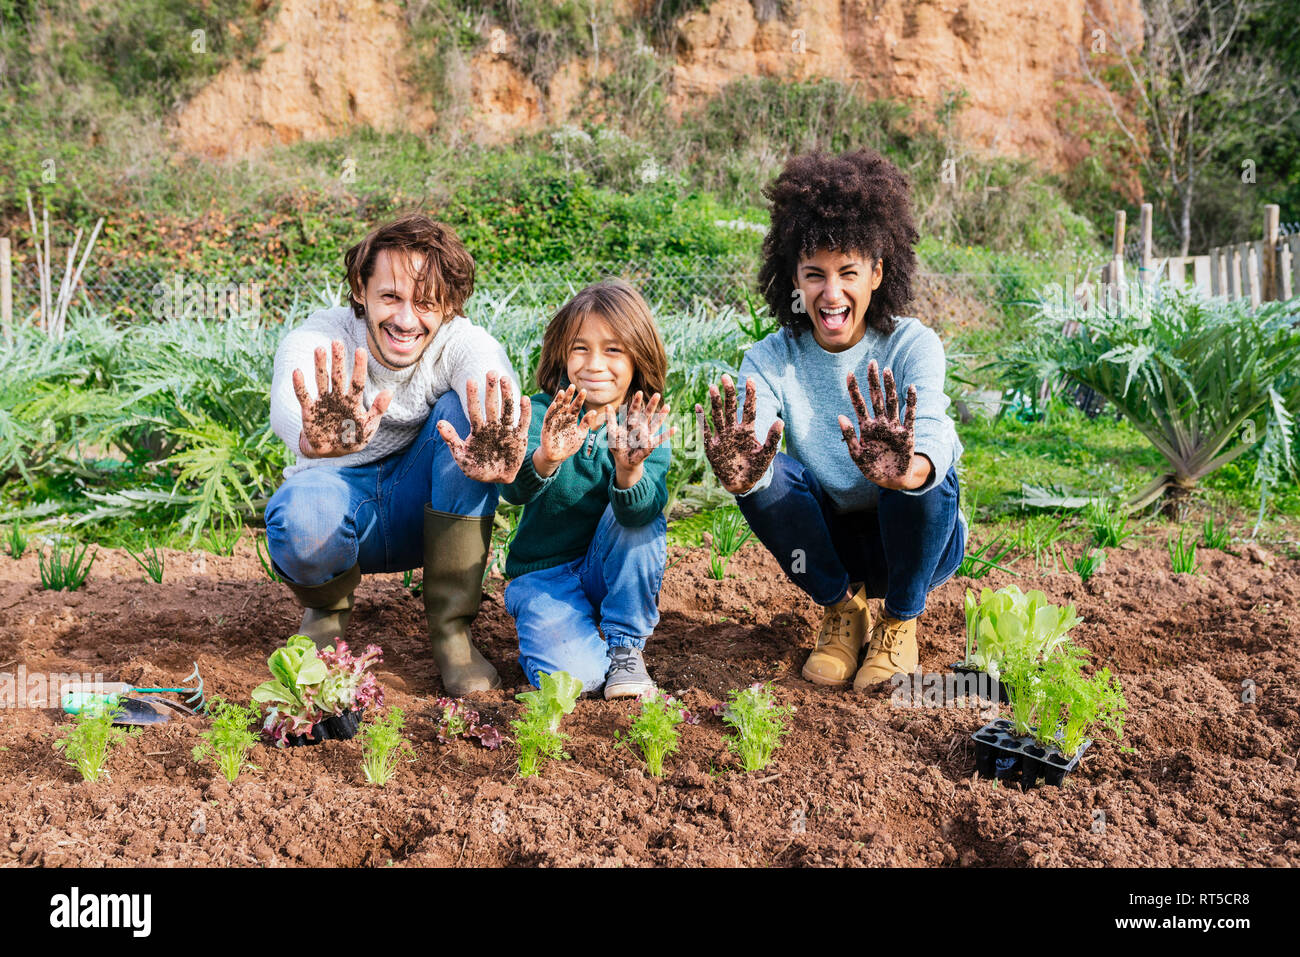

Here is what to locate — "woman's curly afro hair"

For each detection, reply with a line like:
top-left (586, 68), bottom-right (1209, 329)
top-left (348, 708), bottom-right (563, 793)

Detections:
top-left (757, 148), bottom-right (919, 339)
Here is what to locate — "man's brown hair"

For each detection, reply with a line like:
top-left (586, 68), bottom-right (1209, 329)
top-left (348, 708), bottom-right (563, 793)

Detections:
top-left (343, 213), bottom-right (476, 320)
top-left (535, 279), bottom-right (668, 401)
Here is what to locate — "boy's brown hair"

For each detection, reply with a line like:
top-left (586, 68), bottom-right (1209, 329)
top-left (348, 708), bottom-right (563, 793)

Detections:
top-left (535, 279), bottom-right (668, 401)
top-left (343, 213), bottom-right (476, 320)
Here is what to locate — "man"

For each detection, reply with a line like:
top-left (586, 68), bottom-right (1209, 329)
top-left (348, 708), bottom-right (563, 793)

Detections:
top-left (265, 213), bottom-right (531, 695)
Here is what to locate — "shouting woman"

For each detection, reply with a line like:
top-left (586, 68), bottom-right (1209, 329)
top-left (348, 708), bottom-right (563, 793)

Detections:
top-left (697, 148), bottom-right (966, 692)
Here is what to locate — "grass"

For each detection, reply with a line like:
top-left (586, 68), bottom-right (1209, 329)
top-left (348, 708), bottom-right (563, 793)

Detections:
top-left (1200, 516), bottom-right (1232, 551)
top-left (1086, 500), bottom-right (1134, 548)
top-left (1168, 528), bottom-right (1200, 575)
top-left (38, 539), bottom-right (97, 592)
top-left (3, 523), bottom-right (26, 559)
top-left (124, 544), bottom-right (164, 583)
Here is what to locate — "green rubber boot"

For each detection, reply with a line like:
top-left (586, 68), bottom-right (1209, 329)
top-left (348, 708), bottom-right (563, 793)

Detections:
top-left (423, 505), bottom-right (502, 694)
top-left (283, 564), bottom-right (361, 650)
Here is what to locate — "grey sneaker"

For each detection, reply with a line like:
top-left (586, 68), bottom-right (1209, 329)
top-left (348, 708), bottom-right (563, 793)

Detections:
top-left (603, 646), bottom-right (657, 700)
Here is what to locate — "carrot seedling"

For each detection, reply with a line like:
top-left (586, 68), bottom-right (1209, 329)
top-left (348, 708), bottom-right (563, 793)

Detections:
top-left (511, 671), bottom-right (582, 778)
top-left (192, 697), bottom-right (261, 782)
top-left (617, 692), bottom-right (694, 778)
top-left (357, 707), bottom-right (415, 786)
top-left (720, 681), bottom-right (792, 772)
top-left (54, 705), bottom-right (139, 782)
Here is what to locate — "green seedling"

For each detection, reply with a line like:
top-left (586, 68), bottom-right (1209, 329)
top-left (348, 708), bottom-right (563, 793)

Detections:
top-left (719, 681), bottom-right (792, 772)
top-left (38, 539), bottom-right (97, 591)
top-left (512, 671), bottom-right (583, 778)
top-left (125, 544), bottom-right (164, 583)
top-left (202, 518), bottom-right (242, 556)
top-left (4, 523), bottom-right (27, 559)
top-left (1200, 516), bottom-right (1231, 551)
top-left (53, 704), bottom-right (140, 782)
top-left (963, 585), bottom-right (1082, 678)
top-left (616, 692), bottom-right (693, 778)
top-left (1086, 500), bottom-right (1133, 548)
top-left (1014, 515), bottom-right (1069, 569)
top-left (254, 535), bottom-right (282, 582)
top-left (1056, 665), bottom-right (1126, 758)
top-left (192, 696), bottom-right (261, 783)
top-left (357, 707), bottom-right (415, 786)
top-left (1072, 548), bottom-right (1105, 583)
top-left (1168, 528), bottom-right (1199, 574)
top-left (707, 508), bottom-right (752, 580)
top-left (957, 533), bottom-right (1019, 579)
top-left (401, 569), bottom-right (423, 597)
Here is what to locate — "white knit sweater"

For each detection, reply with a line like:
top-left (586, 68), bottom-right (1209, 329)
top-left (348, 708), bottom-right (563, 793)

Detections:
top-left (269, 306), bottom-right (519, 479)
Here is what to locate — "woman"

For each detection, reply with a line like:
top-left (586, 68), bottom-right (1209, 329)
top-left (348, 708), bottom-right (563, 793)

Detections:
top-left (697, 148), bottom-right (966, 692)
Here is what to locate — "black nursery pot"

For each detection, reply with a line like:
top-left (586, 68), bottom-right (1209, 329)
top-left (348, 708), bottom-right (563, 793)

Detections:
top-left (283, 708), bottom-right (365, 747)
top-left (948, 663), bottom-right (1010, 705)
top-left (970, 718), bottom-right (1091, 789)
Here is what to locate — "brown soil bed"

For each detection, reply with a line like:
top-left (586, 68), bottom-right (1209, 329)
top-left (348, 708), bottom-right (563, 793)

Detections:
top-left (1, 537), bottom-right (1297, 867)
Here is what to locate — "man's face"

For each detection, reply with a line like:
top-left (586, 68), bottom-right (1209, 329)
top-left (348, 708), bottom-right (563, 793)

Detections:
top-left (357, 249), bottom-right (445, 371)
top-left (793, 248), bottom-right (884, 353)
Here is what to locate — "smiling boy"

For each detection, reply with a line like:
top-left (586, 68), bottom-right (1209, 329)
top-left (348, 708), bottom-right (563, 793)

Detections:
top-left (264, 213), bottom-right (524, 695)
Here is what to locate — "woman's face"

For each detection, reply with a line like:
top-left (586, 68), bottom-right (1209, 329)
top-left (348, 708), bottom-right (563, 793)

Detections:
top-left (566, 313), bottom-right (634, 412)
top-left (793, 248), bottom-right (884, 353)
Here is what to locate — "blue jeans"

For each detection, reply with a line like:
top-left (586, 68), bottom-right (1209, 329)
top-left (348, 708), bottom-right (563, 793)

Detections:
top-left (264, 391), bottom-right (499, 584)
top-left (504, 504), bottom-right (668, 692)
top-left (736, 452), bottom-right (965, 619)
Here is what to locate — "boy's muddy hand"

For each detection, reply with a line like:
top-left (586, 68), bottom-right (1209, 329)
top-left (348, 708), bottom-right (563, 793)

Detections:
top-left (839, 361), bottom-right (916, 486)
top-left (437, 371), bottom-right (532, 483)
top-left (696, 374), bottom-right (783, 495)
top-left (606, 391), bottom-right (676, 470)
top-left (536, 384), bottom-right (601, 468)
top-left (292, 340), bottom-right (393, 458)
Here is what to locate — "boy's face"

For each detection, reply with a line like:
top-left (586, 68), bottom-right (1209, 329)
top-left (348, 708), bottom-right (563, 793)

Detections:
top-left (357, 248), bottom-right (445, 371)
top-left (793, 248), bottom-right (884, 353)
top-left (567, 314), bottom-right (633, 413)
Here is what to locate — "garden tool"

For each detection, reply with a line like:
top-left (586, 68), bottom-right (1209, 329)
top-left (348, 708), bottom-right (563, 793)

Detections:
top-left (61, 691), bottom-right (201, 726)
top-left (60, 661), bottom-right (206, 721)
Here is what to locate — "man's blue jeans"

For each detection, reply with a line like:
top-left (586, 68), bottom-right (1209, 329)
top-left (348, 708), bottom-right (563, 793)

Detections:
top-left (736, 452), bottom-right (965, 619)
top-left (504, 504), bottom-right (667, 692)
top-left (264, 391), bottom-right (498, 584)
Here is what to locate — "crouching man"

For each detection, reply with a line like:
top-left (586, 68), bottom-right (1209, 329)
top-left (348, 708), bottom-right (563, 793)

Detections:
top-left (264, 213), bottom-right (528, 695)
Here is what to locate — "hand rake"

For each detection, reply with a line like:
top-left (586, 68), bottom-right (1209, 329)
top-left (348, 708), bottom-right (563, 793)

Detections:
top-left (60, 661), bottom-right (207, 725)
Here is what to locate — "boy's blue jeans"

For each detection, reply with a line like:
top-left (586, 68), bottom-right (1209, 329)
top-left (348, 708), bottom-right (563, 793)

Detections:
top-left (264, 390), bottom-right (498, 584)
top-left (736, 452), bottom-right (965, 619)
top-left (505, 504), bottom-right (668, 692)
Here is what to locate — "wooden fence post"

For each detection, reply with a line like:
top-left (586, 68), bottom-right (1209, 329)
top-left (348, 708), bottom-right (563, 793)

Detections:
top-left (0, 237), bottom-right (11, 345)
top-left (1262, 203), bottom-right (1280, 302)
top-left (1139, 203), bottom-right (1153, 280)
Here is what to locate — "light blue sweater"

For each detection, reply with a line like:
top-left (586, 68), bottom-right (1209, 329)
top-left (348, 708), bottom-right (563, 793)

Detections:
top-left (736, 317), bottom-right (962, 512)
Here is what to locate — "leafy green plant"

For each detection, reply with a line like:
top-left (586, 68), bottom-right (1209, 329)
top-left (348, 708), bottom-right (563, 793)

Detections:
top-left (252, 635), bottom-right (385, 746)
top-left (1086, 500), bottom-right (1133, 548)
top-left (511, 671), bottom-right (583, 778)
top-left (254, 534), bottom-right (282, 582)
top-left (191, 696), bottom-right (261, 782)
top-left (1056, 665), bottom-right (1126, 758)
top-left (435, 697), bottom-right (502, 750)
top-left (1200, 516), bottom-right (1231, 551)
top-left (707, 508), bottom-right (752, 580)
top-left (962, 585), bottom-right (1082, 678)
top-left (719, 681), bottom-right (792, 773)
top-left (357, 708), bottom-right (416, 786)
top-left (125, 543), bottom-right (164, 583)
top-left (53, 704), bottom-right (139, 782)
top-left (38, 538), bottom-right (97, 591)
top-left (957, 532), bottom-right (1019, 579)
top-left (1168, 528), bottom-right (1200, 574)
top-left (616, 692), bottom-right (694, 777)
top-left (1072, 548), bottom-right (1106, 583)
top-left (3, 523), bottom-right (27, 559)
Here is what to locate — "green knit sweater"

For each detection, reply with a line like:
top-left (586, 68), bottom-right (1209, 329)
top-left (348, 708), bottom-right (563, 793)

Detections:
top-left (498, 392), bottom-right (671, 578)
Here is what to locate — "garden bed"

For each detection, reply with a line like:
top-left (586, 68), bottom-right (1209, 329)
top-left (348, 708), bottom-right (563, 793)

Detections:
top-left (0, 539), bottom-right (1296, 867)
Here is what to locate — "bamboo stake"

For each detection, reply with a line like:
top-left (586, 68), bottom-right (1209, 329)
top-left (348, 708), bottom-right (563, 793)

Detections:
top-left (51, 228), bottom-right (82, 342)
top-left (42, 207), bottom-right (51, 333)
top-left (57, 217), bottom-right (102, 339)
top-left (24, 190), bottom-right (45, 334)
top-left (0, 237), bottom-right (11, 346)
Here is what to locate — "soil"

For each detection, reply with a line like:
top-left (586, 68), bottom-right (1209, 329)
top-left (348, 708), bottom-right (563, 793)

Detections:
top-left (1, 536), bottom-right (1297, 868)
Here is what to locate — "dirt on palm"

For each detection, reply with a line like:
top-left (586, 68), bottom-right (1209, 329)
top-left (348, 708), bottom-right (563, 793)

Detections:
top-left (0, 536), bottom-right (1296, 867)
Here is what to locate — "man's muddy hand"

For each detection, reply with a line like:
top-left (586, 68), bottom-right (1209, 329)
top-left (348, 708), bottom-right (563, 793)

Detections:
top-left (437, 371), bottom-right (532, 483)
top-left (293, 340), bottom-right (392, 458)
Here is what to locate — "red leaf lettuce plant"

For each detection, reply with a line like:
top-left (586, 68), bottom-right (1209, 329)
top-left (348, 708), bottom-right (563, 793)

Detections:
top-left (252, 634), bottom-right (384, 747)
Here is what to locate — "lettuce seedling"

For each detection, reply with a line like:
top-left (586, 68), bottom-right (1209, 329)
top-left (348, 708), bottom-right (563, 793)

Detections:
top-left (358, 707), bottom-right (415, 786)
top-left (54, 704), bottom-right (140, 782)
top-left (435, 697), bottom-right (502, 750)
top-left (192, 696), bottom-right (261, 782)
top-left (511, 670), bottom-right (583, 778)
top-left (252, 635), bottom-right (384, 746)
top-left (617, 692), bottom-right (690, 777)
top-left (963, 586), bottom-right (1082, 678)
top-left (720, 681), bottom-right (792, 772)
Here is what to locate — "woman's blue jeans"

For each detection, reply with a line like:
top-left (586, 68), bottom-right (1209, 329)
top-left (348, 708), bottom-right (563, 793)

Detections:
top-left (736, 452), bottom-right (965, 619)
top-left (504, 504), bottom-right (668, 693)
top-left (264, 390), bottom-right (498, 584)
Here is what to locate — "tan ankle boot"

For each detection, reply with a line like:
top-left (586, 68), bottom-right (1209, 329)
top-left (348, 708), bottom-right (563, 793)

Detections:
top-left (284, 564), bottom-right (361, 650)
top-left (854, 613), bottom-right (918, 690)
top-left (802, 583), bottom-right (871, 687)
top-left (423, 505), bottom-right (502, 695)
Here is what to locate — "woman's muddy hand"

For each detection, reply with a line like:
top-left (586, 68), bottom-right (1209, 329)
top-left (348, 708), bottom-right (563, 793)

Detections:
top-left (839, 361), bottom-right (916, 487)
top-left (437, 371), bottom-right (532, 483)
top-left (292, 340), bottom-right (392, 458)
top-left (696, 374), bottom-right (783, 495)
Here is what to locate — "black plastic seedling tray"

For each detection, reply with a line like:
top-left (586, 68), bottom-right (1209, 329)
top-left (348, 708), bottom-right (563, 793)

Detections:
top-left (971, 718), bottom-right (1091, 789)
top-left (284, 708), bottom-right (364, 747)
top-left (948, 663), bottom-right (1010, 704)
